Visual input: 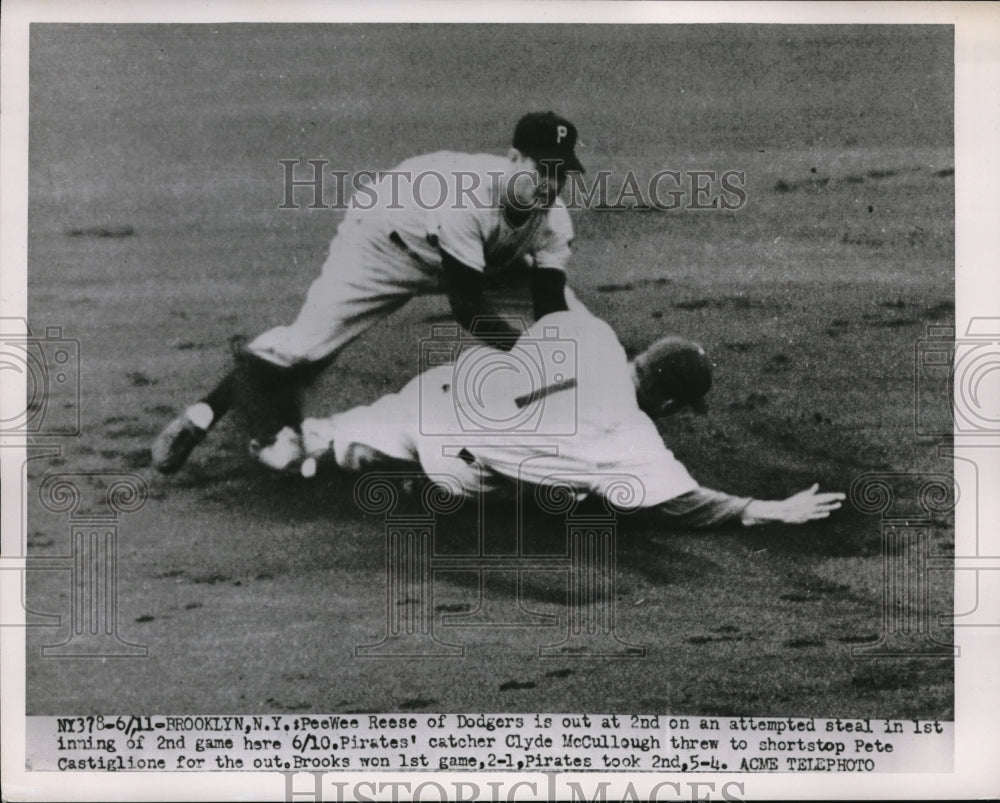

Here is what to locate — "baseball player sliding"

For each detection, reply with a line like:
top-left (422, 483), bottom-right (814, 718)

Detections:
top-left (257, 309), bottom-right (845, 528)
top-left (152, 112), bottom-right (587, 474)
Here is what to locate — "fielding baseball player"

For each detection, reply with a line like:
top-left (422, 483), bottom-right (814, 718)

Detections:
top-left (152, 112), bottom-right (588, 474)
top-left (257, 309), bottom-right (845, 528)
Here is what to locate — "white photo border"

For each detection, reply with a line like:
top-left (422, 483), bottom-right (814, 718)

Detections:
top-left (2, 1), bottom-right (997, 800)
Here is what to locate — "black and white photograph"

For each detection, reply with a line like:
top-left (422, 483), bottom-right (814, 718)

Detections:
top-left (2, 2), bottom-right (998, 800)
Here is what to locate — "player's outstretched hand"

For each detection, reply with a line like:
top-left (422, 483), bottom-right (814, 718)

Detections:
top-left (741, 484), bottom-right (846, 526)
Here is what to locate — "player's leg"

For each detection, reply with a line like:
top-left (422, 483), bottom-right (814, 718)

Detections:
top-left (151, 221), bottom-right (426, 473)
top-left (151, 290), bottom-right (411, 473)
top-left (149, 336), bottom-right (248, 475)
top-left (256, 374), bottom-right (425, 475)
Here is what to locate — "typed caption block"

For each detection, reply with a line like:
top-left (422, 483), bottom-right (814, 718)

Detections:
top-left (27, 713), bottom-right (951, 773)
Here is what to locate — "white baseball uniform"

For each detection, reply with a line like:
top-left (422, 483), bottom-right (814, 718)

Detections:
top-left (302, 310), bottom-right (705, 511)
top-left (249, 151), bottom-right (583, 368)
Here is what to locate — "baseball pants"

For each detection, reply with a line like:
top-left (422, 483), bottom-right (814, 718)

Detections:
top-left (246, 213), bottom-right (587, 369)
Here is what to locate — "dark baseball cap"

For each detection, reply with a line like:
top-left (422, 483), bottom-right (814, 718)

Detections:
top-left (634, 336), bottom-right (712, 417)
top-left (512, 111), bottom-right (585, 174)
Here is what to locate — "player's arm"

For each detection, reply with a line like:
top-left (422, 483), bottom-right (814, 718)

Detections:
top-left (655, 484), bottom-right (844, 529)
top-left (530, 267), bottom-right (569, 319)
top-left (530, 202), bottom-right (573, 319)
top-left (441, 251), bottom-right (522, 350)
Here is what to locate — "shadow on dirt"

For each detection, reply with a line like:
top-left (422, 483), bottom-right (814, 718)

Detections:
top-left (183, 464), bottom-right (877, 603)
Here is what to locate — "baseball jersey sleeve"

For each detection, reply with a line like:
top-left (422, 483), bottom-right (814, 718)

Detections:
top-left (437, 204), bottom-right (489, 272)
top-left (656, 487), bottom-right (754, 528)
top-left (532, 202), bottom-right (574, 272)
top-left (593, 417), bottom-right (701, 507)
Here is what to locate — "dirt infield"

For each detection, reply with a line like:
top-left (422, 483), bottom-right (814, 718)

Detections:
top-left (25, 25), bottom-right (953, 717)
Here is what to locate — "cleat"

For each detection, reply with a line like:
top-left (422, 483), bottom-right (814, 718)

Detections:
top-left (254, 426), bottom-right (305, 473)
top-left (151, 407), bottom-right (210, 474)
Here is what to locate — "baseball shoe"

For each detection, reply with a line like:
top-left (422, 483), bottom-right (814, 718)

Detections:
top-left (251, 426), bottom-right (305, 473)
top-left (151, 405), bottom-right (211, 474)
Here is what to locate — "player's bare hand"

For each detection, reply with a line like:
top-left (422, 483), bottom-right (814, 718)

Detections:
top-left (742, 484), bottom-right (845, 526)
top-left (781, 483), bottom-right (846, 522)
